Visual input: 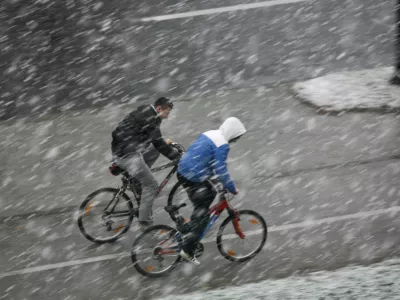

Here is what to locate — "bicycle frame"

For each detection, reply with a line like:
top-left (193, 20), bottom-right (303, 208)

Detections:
top-left (158, 192), bottom-right (245, 255)
top-left (104, 162), bottom-right (178, 219)
top-left (199, 192), bottom-right (245, 241)
top-left (152, 162), bottom-right (177, 195)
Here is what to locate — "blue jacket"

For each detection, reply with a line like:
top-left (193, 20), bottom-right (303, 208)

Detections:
top-left (178, 117), bottom-right (246, 194)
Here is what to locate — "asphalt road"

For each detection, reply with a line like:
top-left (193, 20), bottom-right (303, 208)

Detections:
top-left (1, 83), bottom-right (400, 299)
top-left (1, 0), bottom-right (400, 299)
top-left (0, 0), bottom-right (394, 118)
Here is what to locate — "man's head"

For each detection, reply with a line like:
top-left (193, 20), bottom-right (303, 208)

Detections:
top-left (154, 97), bottom-right (174, 119)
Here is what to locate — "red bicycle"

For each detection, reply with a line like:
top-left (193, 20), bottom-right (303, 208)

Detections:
top-left (131, 181), bottom-right (267, 277)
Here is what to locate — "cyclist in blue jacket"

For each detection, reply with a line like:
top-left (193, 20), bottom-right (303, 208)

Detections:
top-left (177, 117), bottom-right (246, 265)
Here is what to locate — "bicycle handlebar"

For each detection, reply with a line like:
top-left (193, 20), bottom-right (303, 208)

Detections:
top-left (170, 142), bottom-right (185, 154)
top-left (148, 142), bottom-right (185, 173)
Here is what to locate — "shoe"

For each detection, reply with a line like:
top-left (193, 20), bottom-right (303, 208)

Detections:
top-left (176, 218), bottom-right (190, 234)
top-left (138, 221), bottom-right (153, 232)
top-left (179, 250), bottom-right (200, 265)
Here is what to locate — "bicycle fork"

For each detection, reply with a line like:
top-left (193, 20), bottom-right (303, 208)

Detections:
top-left (227, 207), bottom-right (245, 239)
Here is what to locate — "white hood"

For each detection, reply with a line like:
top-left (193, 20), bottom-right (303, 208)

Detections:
top-left (219, 117), bottom-right (246, 142)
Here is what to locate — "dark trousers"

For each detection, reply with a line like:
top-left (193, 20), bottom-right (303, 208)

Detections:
top-left (177, 173), bottom-right (217, 255)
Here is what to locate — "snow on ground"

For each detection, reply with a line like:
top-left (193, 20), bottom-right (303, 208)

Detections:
top-left (158, 258), bottom-right (400, 300)
top-left (293, 67), bottom-right (400, 111)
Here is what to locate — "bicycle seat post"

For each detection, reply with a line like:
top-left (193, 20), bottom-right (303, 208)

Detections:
top-left (121, 175), bottom-right (129, 191)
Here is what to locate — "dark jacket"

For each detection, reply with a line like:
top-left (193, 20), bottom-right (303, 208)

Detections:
top-left (111, 104), bottom-right (179, 161)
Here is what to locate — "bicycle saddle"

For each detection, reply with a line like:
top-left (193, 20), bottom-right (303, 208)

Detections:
top-left (109, 163), bottom-right (124, 176)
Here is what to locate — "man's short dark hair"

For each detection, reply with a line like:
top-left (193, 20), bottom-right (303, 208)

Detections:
top-left (154, 97), bottom-right (173, 109)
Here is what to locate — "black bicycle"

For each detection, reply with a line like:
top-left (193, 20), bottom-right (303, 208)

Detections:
top-left (77, 143), bottom-right (185, 244)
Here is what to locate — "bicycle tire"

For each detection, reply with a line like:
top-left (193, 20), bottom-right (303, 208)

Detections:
top-left (131, 224), bottom-right (183, 278)
top-left (167, 181), bottom-right (183, 221)
top-left (217, 210), bottom-right (267, 262)
top-left (78, 188), bottom-right (136, 244)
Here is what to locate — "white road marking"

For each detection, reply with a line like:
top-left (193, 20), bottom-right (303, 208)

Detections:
top-left (137, 0), bottom-right (310, 22)
top-left (0, 253), bottom-right (131, 278)
top-left (1, 206), bottom-right (399, 279)
top-left (266, 206), bottom-right (400, 232)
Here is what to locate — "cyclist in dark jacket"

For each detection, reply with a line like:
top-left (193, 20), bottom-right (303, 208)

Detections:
top-left (111, 97), bottom-right (180, 229)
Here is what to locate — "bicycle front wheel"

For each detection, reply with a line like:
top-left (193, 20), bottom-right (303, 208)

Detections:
top-left (77, 188), bottom-right (136, 244)
top-left (131, 225), bottom-right (183, 278)
top-left (217, 210), bottom-right (267, 262)
top-left (167, 181), bottom-right (192, 222)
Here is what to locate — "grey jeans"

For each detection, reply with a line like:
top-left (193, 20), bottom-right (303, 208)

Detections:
top-left (113, 144), bottom-right (160, 223)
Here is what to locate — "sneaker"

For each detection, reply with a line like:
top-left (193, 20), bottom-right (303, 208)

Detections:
top-left (138, 221), bottom-right (153, 232)
top-left (179, 250), bottom-right (201, 265)
top-left (176, 218), bottom-right (190, 234)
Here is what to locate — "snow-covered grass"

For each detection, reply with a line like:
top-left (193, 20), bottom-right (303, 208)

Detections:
top-left (293, 67), bottom-right (400, 111)
top-left (158, 258), bottom-right (400, 300)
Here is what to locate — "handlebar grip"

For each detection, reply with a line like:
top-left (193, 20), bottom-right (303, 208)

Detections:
top-left (170, 142), bottom-right (185, 153)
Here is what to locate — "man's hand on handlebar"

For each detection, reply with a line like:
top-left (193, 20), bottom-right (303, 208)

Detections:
top-left (166, 139), bottom-right (185, 154)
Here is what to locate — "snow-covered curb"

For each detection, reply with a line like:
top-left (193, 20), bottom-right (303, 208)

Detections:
top-left (158, 258), bottom-right (400, 300)
top-left (293, 67), bottom-right (400, 111)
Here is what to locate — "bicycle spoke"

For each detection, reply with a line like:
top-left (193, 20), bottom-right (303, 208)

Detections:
top-left (84, 203), bottom-right (93, 216)
top-left (113, 224), bottom-right (126, 233)
top-left (220, 229), bottom-right (264, 240)
top-left (131, 225), bottom-right (182, 277)
top-left (78, 189), bottom-right (135, 243)
top-left (133, 247), bottom-right (154, 255)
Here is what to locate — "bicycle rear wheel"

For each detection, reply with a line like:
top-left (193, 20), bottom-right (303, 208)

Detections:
top-left (78, 188), bottom-right (136, 244)
top-left (217, 210), bottom-right (267, 262)
top-left (131, 225), bottom-right (183, 278)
